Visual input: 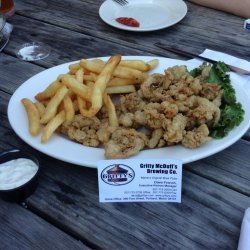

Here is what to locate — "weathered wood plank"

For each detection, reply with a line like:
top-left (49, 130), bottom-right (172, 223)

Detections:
top-left (0, 134), bottom-right (247, 250)
top-left (2, 15), bottom-right (162, 70)
top-left (24, 160), bottom-right (250, 249)
top-left (0, 199), bottom-right (89, 249)
top-left (243, 130), bottom-right (250, 141)
top-left (13, 0), bottom-right (250, 60)
top-left (0, 90), bottom-right (249, 248)
top-left (0, 54), bottom-right (45, 94)
top-left (185, 140), bottom-right (250, 196)
top-left (1, 2), bottom-right (250, 248)
top-left (0, 88), bottom-right (247, 248)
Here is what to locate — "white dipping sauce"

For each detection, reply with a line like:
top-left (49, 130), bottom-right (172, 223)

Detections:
top-left (0, 158), bottom-right (38, 190)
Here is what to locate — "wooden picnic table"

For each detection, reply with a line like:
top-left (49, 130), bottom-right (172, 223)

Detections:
top-left (1, 0), bottom-right (250, 249)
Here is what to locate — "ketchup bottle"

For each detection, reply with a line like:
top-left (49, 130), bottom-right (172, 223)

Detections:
top-left (0, 0), bottom-right (15, 18)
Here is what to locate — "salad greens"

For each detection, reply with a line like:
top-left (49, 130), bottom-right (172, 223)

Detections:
top-left (190, 62), bottom-right (244, 138)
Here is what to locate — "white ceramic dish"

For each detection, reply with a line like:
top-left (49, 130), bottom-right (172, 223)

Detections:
top-left (7, 56), bottom-right (250, 168)
top-left (99, 0), bottom-right (188, 32)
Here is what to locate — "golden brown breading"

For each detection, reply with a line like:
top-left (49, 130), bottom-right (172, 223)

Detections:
top-left (61, 114), bottom-right (101, 147)
top-left (147, 128), bottom-right (164, 149)
top-left (58, 65), bottom-right (224, 159)
top-left (96, 122), bottom-right (117, 144)
top-left (161, 101), bottom-right (179, 119)
top-left (104, 128), bottom-right (148, 159)
top-left (119, 113), bottom-right (135, 127)
top-left (188, 96), bottom-right (221, 124)
top-left (182, 124), bottom-right (211, 148)
top-left (143, 103), bottom-right (165, 129)
top-left (140, 73), bottom-right (172, 102)
top-left (200, 83), bottom-right (221, 101)
top-left (119, 92), bottom-right (146, 113)
top-left (163, 114), bottom-right (187, 143)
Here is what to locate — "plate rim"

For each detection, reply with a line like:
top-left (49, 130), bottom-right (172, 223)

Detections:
top-left (99, 0), bottom-right (188, 32)
top-left (7, 56), bottom-right (250, 168)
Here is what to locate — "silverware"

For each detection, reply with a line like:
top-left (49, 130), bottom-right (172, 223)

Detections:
top-left (155, 42), bottom-right (250, 75)
top-left (112, 0), bottom-right (128, 6)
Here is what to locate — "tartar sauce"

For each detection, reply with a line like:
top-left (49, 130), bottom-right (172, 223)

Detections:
top-left (0, 158), bottom-right (38, 190)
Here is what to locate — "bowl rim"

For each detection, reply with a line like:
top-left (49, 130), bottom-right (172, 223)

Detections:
top-left (0, 148), bottom-right (40, 192)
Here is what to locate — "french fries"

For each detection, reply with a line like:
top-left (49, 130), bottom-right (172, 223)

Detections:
top-left (69, 63), bottom-right (80, 74)
top-left (35, 101), bottom-right (46, 118)
top-left (35, 79), bottom-right (61, 101)
top-left (21, 55), bottom-right (159, 143)
top-left (103, 93), bottom-right (118, 127)
top-left (77, 96), bottom-right (88, 117)
top-left (21, 98), bottom-right (40, 136)
top-left (106, 85), bottom-right (136, 94)
top-left (63, 95), bottom-right (75, 122)
top-left (119, 60), bottom-right (150, 71)
top-left (78, 55), bottom-right (121, 117)
top-left (107, 77), bottom-right (140, 87)
top-left (41, 110), bottom-right (66, 144)
top-left (75, 68), bottom-right (84, 84)
top-left (61, 74), bottom-right (91, 101)
top-left (147, 59), bottom-right (159, 70)
top-left (80, 59), bottom-right (144, 81)
top-left (40, 85), bottom-right (68, 124)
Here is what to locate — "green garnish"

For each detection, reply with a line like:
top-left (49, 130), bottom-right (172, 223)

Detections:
top-left (207, 62), bottom-right (236, 104)
top-left (189, 61), bottom-right (244, 138)
top-left (189, 67), bottom-right (203, 78)
top-left (210, 103), bottom-right (244, 138)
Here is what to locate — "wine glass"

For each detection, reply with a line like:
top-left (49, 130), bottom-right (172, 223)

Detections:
top-left (0, 11), bottom-right (50, 61)
top-left (15, 42), bottom-right (51, 61)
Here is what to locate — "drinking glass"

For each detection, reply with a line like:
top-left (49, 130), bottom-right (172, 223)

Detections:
top-left (1, 1), bottom-right (51, 61)
top-left (0, 0), bottom-right (15, 18)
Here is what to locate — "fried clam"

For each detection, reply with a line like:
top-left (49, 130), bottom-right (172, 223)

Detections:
top-left (147, 128), bottom-right (165, 149)
top-left (96, 121), bottom-right (117, 144)
top-left (188, 96), bottom-right (221, 124)
top-left (140, 73), bottom-right (172, 102)
top-left (164, 65), bottom-right (188, 82)
top-left (119, 92), bottom-right (146, 114)
top-left (200, 83), bottom-right (222, 101)
top-left (182, 124), bottom-right (211, 148)
top-left (165, 67), bottom-right (202, 100)
top-left (142, 101), bottom-right (179, 130)
top-left (143, 103), bottom-right (165, 129)
top-left (60, 114), bottom-right (101, 147)
top-left (118, 111), bottom-right (149, 129)
top-left (163, 114), bottom-right (187, 144)
top-left (119, 113), bottom-right (135, 128)
top-left (104, 128), bottom-right (148, 159)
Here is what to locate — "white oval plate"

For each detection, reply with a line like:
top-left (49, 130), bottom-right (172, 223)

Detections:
top-left (99, 0), bottom-right (188, 32)
top-left (8, 56), bottom-right (250, 168)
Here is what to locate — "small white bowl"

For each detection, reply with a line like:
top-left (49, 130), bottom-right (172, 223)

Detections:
top-left (0, 149), bottom-right (40, 202)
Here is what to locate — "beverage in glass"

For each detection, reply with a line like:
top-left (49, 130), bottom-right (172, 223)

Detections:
top-left (0, 0), bottom-right (14, 18)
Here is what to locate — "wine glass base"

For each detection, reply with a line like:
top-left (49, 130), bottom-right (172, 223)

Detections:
top-left (15, 42), bottom-right (51, 61)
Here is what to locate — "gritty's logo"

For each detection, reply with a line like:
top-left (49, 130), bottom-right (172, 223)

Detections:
top-left (101, 164), bottom-right (135, 186)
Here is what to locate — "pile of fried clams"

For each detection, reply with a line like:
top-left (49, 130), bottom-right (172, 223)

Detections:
top-left (60, 65), bottom-right (223, 159)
